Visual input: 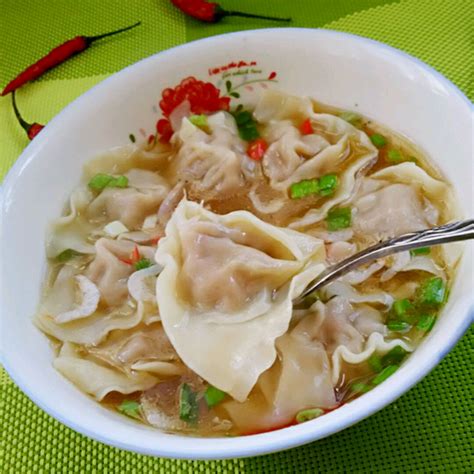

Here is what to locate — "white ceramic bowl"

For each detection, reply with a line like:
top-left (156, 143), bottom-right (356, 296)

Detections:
top-left (1, 28), bottom-right (473, 460)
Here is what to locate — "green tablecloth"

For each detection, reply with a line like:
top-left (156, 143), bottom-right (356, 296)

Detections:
top-left (1, 1), bottom-right (472, 471)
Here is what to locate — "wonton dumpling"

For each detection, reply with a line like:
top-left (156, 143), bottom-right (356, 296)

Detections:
top-left (353, 183), bottom-right (432, 240)
top-left (86, 323), bottom-right (184, 377)
top-left (35, 301), bottom-right (145, 346)
top-left (46, 188), bottom-right (96, 258)
top-left (253, 90), bottom-right (378, 227)
top-left (54, 343), bottom-right (157, 400)
top-left (86, 169), bottom-right (169, 229)
top-left (86, 238), bottom-right (155, 307)
top-left (269, 313), bottom-right (337, 414)
top-left (155, 198), bottom-right (326, 401)
top-left (262, 122), bottom-right (330, 187)
top-left (168, 114), bottom-right (246, 198)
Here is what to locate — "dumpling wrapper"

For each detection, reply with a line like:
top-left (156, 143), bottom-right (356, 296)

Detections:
top-left (251, 90), bottom-right (378, 228)
top-left (155, 198), bottom-right (326, 402)
top-left (54, 343), bottom-right (157, 400)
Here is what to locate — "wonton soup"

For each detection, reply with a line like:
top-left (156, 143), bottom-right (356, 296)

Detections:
top-left (35, 89), bottom-right (460, 436)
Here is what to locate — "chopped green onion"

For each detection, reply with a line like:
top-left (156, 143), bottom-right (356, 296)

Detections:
top-left (326, 207), bottom-right (352, 231)
top-left (417, 277), bottom-right (446, 306)
top-left (290, 179), bottom-right (319, 199)
top-left (295, 408), bottom-right (324, 423)
top-left (351, 382), bottom-right (371, 394)
top-left (372, 365), bottom-right (399, 385)
top-left (88, 173), bottom-right (128, 190)
top-left (112, 175), bottom-right (128, 188)
top-left (118, 400), bottom-right (141, 419)
top-left (134, 258), bottom-right (152, 271)
top-left (417, 314), bottom-right (436, 332)
top-left (387, 149), bottom-right (403, 163)
top-left (204, 386), bottom-right (226, 407)
top-left (381, 346), bottom-right (408, 366)
top-left (368, 354), bottom-right (383, 373)
top-left (393, 299), bottom-right (413, 318)
top-left (387, 321), bottom-right (411, 332)
top-left (290, 174), bottom-right (339, 199)
top-left (231, 110), bottom-right (260, 141)
top-left (318, 174), bottom-right (339, 196)
top-left (370, 133), bottom-right (387, 148)
top-left (56, 248), bottom-right (80, 262)
top-left (189, 114), bottom-right (208, 128)
top-left (339, 111), bottom-right (362, 127)
top-left (410, 247), bottom-right (431, 256)
top-left (179, 383), bottom-right (198, 424)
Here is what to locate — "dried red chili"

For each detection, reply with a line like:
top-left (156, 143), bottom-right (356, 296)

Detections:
top-left (11, 92), bottom-right (44, 140)
top-left (171, 0), bottom-right (290, 23)
top-left (1, 22), bottom-right (141, 96)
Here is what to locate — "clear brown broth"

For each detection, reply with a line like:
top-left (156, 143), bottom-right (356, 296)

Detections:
top-left (40, 101), bottom-right (455, 437)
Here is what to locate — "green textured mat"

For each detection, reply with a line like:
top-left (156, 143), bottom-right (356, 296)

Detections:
top-left (1, 0), bottom-right (473, 471)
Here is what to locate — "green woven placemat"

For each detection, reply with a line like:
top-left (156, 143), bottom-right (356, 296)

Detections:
top-left (1, 0), bottom-right (473, 471)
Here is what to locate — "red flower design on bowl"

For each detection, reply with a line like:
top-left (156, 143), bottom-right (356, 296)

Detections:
top-left (157, 77), bottom-right (231, 142)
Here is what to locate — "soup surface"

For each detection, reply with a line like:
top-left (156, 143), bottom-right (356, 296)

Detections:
top-left (35, 89), bottom-right (460, 437)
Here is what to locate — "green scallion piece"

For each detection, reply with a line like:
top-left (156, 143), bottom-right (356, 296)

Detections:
top-left (318, 174), bottom-right (339, 196)
top-left (339, 111), bottom-right (362, 127)
top-left (295, 408), bottom-right (324, 423)
top-left (56, 248), bottom-right (80, 263)
top-left (290, 179), bottom-right (319, 199)
top-left (410, 247), bottom-right (431, 256)
top-left (368, 354), bottom-right (383, 372)
top-left (204, 386), bottom-right (226, 408)
top-left (393, 299), bottom-right (413, 319)
top-left (118, 400), bottom-right (141, 419)
top-left (232, 110), bottom-right (260, 141)
top-left (326, 207), bottom-right (352, 231)
top-left (134, 258), bottom-right (152, 271)
top-left (112, 175), bottom-right (128, 188)
top-left (417, 277), bottom-right (446, 306)
top-left (370, 133), bottom-right (387, 148)
top-left (372, 365), bottom-right (399, 385)
top-left (179, 383), bottom-right (198, 424)
top-left (351, 382), bottom-right (371, 394)
top-left (189, 114), bottom-right (208, 128)
top-left (417, 314), bottom-right (436, 332)
top-left (88, 173), bottom-right (128, 190)
top-left (387, 321), bottom-right (411, 332)
top-left (381, 346), bottom-right (408, 366)
top-left (387, 149), bottom-right (403, 163)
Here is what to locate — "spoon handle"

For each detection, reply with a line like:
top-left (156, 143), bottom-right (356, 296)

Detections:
top-left (295, 219), bottom-right (474, 303)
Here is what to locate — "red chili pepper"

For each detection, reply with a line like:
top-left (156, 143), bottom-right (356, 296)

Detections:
top-left (1, 22), bottom-right (141, 96)
top-left (171, 0), bottom-right (291, 23)
top-left (131, 245), bottom-right (141, 263)
top-left (119, 245), bottom-right (141, 266)
top-left (247, 138), bottom-right (268, 161)
top-left (300, 118), bottom-right (314, 135)
top-left (11, 92), bottom-right (44, 140)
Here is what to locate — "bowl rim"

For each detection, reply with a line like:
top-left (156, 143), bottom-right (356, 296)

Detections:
top-left (1, 27), bottom-right (473, 460)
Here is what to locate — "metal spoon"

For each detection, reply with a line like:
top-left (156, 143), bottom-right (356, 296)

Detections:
top-left (294, 219), bottom-right (474, 304)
